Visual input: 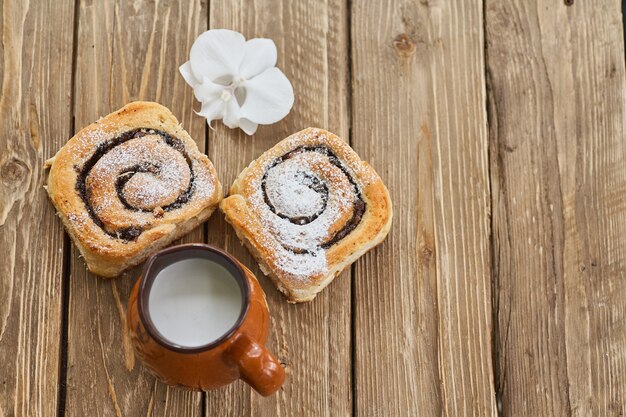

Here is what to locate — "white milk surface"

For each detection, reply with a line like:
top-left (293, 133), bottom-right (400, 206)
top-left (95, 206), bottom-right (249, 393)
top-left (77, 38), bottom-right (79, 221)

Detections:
top-left (148, 258), bottom-right (243, 347)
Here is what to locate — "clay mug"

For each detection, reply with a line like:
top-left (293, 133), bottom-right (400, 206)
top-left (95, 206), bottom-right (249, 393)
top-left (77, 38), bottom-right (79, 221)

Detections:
top-left (127, 243), bottom-right (286, 395)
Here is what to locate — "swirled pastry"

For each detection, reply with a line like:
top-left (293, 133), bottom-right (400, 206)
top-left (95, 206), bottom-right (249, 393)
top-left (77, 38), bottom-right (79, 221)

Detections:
top-left (45, 102), bottom-right (222, 277)
top-left (221, 128), bottom-right (392, 302)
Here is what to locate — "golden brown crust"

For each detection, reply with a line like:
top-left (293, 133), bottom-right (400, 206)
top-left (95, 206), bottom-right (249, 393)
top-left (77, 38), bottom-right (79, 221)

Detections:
top-left (220, 128), bottom-right (392, 302)
top-left (45, 101), bottom-right (222, 277)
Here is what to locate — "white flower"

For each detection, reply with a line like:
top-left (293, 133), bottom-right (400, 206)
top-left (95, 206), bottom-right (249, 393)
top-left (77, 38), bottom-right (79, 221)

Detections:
top-left (179, 29), bottom-right (294, 136)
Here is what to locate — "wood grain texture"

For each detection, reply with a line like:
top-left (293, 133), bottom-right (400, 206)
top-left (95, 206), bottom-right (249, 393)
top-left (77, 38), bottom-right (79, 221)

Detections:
top-left (486, 0), bottom-right (626, 415)
top-left (1, 1), bottom-right (625, 415)
top-left (0, 0), bottom-right (74, 416)
top-left (351, 1), bottom-right (497, 415)
top-left (204, 1), bottom-right (351, 416)
top-left (66, 0), bottom-right (206, 415)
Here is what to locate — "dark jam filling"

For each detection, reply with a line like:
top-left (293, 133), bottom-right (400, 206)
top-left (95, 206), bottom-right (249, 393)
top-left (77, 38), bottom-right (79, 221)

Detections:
top-left (75, 128), bottom-right (194, 242)
top-left (261, 145), bottom-right (366, 250)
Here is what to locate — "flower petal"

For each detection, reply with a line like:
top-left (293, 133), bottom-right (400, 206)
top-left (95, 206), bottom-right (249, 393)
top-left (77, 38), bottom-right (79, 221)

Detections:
top-left (193, 77), bottom-right (224, 102)
top-left (239, 38), bottom-right (277, 79)
top-left (239, 118), bottom-right (258, 135)
top-left (196, 99), bottom-right (226, 125)
top-left (222, 98), bottom-right (242, 129)
top-left (240, 67), bottom-right (294, 125)
top-left (179, 61), bottom-right (200, 86)
top-left (189, 29), bottom-right (246, 83)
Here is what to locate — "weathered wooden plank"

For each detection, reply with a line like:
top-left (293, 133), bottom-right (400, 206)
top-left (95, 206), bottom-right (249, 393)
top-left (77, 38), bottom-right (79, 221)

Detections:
top-left (351, 1), bottom-right (497, 415)
top-left (0, 0), bottom-right (74, 416)
top-left (66, 1), bottom-right (206, 415)
top-left (205, 1), bottom-right (351, 416)
top-left (486, 0), bottom-right (626, 415)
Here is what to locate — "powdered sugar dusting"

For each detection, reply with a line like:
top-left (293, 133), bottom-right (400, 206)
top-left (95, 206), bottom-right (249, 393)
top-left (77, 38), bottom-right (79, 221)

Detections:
top-left (88, 136), bottom-right (191, 221)
top-left (282, 128), bottom-right (379, 186)
top-left (66, 211), bottom-right (110, 249)
top-left (265, 163), bottom-right (326, 219)
top-left (247, 149), bottom-right (359, 280)
top-left (69, 128), bottom-right (216, 240)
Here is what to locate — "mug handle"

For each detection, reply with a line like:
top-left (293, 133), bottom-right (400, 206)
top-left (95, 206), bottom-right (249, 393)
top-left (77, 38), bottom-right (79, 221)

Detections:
top-left (225, 333), bottom-right (286, 396)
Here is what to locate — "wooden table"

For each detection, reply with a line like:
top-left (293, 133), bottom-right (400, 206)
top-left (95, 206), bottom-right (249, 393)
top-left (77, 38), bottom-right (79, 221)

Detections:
top-left (1, 1), bottom-right (625, 416)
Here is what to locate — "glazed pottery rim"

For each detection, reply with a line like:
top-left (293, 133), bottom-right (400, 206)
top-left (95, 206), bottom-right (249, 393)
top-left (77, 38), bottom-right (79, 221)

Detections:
top-left (138, 243), bottom-right (251, 354)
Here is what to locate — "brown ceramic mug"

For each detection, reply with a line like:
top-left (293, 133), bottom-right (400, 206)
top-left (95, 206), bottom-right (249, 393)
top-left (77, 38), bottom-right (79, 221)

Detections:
top-left (127, 243), bottom-right (286, 396)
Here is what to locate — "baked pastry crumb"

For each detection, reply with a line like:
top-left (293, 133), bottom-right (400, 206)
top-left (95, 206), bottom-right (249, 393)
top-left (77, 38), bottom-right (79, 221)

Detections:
top-left (221, 128), bottom-right (392, 302)
top-left (45, 101), bottom-right (222, 277)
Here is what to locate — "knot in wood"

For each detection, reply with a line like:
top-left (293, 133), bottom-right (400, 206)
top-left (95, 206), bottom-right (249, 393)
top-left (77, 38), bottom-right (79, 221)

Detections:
top-left (419, 244), bottom-right (434, 264)
top-left (1, 158), bottom-right (29, 184)
top-left (393, 33), bottom-right (416, 58)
